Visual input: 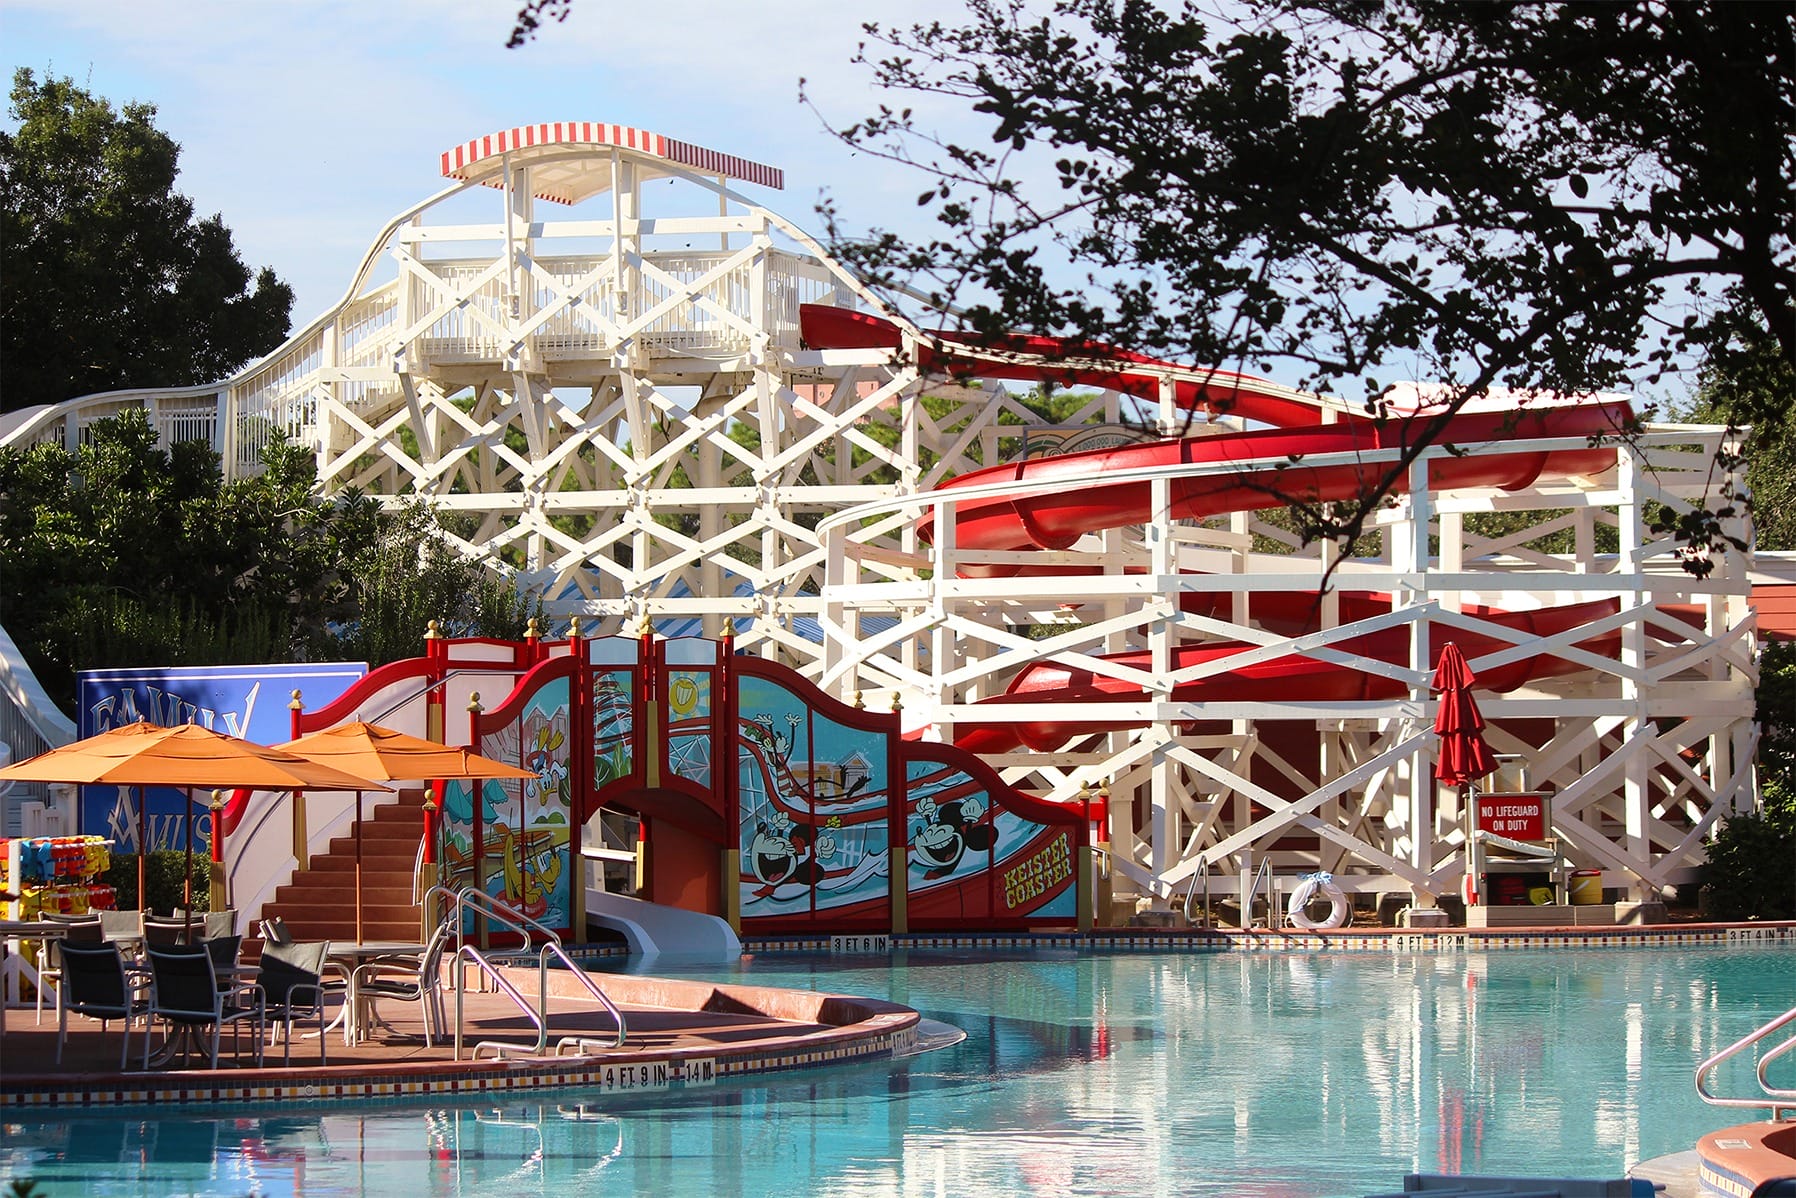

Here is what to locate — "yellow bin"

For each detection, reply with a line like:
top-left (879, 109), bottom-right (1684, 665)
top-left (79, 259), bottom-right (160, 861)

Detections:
top-left (1568, 870), bottom-right (1603, 905)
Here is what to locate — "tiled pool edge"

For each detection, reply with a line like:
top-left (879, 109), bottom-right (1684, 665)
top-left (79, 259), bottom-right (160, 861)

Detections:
top-left (744, 920), bottom-right (1796, 955)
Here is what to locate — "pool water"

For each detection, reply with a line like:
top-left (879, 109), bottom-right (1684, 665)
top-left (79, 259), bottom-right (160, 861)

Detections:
top-left (2, 945), bottom-right (1788, 1197)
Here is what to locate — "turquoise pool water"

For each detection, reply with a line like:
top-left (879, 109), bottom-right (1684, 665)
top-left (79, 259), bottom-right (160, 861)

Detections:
top-left (2, 944), bottom-right (1788, 1196)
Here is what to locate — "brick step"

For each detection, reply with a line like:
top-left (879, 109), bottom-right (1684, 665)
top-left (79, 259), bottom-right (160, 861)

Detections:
top-left (303, 852), bottom-right (419, 872)
top-left (273, 882), bottom-right (417, 906)
top-left (272, 920), bottom-right (426, 943)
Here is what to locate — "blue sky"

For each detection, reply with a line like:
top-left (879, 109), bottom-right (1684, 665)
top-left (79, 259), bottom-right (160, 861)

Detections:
top-left (2, 0), bottom-right (966, 324)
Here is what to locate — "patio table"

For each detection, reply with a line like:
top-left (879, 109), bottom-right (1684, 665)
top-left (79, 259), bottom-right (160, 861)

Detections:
top-left (330, 941), bottom-right (429, 1044)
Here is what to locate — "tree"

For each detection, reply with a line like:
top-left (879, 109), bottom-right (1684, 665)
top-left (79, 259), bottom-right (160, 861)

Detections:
top-left (0, 69), bottom-right (293, 413)
top-left (0, 412), bottom-right (539, 714)
top-left (507, 0), bottom-right (573, 47)
top-left (813, 0), bottom-right (1795, 553)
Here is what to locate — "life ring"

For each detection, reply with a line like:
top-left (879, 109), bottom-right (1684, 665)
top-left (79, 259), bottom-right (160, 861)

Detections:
top-left (1287, 872), bottom-right (1351, 929)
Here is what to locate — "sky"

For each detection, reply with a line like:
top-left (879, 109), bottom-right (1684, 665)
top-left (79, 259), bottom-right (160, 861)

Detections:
top-left (1, 0), bottom-right (969, 325)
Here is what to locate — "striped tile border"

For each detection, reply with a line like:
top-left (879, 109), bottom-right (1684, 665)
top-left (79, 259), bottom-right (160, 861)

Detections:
top-left (745, 921), bottom-right (1796, 956)
top-left (1, 1024), bottom-right (904, 1111)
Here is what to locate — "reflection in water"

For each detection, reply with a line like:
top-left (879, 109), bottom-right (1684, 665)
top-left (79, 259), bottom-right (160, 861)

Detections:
top-left (1, 947), bottom-right (1785, 1197)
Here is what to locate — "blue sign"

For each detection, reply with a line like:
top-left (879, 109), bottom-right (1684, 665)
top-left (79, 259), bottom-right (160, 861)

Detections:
top-left (76, 662), bottom-right (368, 852)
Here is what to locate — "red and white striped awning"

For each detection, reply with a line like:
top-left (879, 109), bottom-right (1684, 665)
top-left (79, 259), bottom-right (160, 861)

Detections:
top-left (440, 123), bottom-right (783, 204)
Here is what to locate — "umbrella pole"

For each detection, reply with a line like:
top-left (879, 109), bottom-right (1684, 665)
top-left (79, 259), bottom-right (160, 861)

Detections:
top-left (355, 789), bottom-right (364, 945)
top-left (136, 786), bottom-right (147, 912)
top-left (183, 788), bottom-right (195, 934)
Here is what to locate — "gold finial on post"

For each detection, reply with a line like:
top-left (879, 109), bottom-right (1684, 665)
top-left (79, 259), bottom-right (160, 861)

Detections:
top-left (468, 693), bottom-right (482, 713)
top-left (289, 689), bottom-right (303, 711)
top-left (721, 617), bottom-right (736, 638)
top-left (425, 619), bottom-right (442, 640)
top-left (852, 690), bottom-right (864, 709)
top-left (526, 617), bottom-right (541, 641)
top-left (568, 615), bottom-right (582, 639)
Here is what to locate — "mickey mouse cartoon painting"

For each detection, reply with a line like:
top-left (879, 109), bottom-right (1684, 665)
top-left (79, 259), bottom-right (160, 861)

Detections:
top-left (910, 792), bottom-right (995, 879)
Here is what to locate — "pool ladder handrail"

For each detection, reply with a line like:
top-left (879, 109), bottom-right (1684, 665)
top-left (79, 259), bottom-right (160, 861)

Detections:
top-left (426, 884), bottom-right (628, 1062)
top-left (1695, 1001), bottom-right (1796, 1119)
top-left (1243, 858), bottom-right (1275, 930)
top-left (1180, 854), bottom-right (1211, 927)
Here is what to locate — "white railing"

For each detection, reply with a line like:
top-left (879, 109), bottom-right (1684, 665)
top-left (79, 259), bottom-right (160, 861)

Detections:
top-left (1696, 1004), bottom-right (1796, 1119)
top-left (0, 244), bottom-right (840, 481)
top-left (0, 622), bottom-right (77, 833)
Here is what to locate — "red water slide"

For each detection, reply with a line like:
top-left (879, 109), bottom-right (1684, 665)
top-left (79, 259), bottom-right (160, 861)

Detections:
top-left (800, 306), bottom-right (1634, 753)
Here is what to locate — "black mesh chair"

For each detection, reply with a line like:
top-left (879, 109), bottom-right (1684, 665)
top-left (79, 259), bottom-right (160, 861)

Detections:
top-left (142, 946), bottom-right (264, 1069)
top-left (199, 934), bottom-right (244, 992)
top-left (55, 941), bottom-right (150, 1070)
top-left (35, 915), bottom-right (103, 1025)
top-left (255, 940), bottom-right (338, 1065)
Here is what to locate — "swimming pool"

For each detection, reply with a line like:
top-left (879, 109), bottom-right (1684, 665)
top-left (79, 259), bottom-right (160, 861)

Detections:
top-left (1, 944), bottom-right (1786, 1196)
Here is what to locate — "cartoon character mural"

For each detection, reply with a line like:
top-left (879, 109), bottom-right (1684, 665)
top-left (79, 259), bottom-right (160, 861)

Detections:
top-left (736, 672), bottom-right (890, 923)
top-left (904, 755), bottom-right (1079, 923)
top-left (911, 792), bottom-right (996, 879)
top-left (745, 809), bottom-right (846, 898)
top-left (443, 676), bottom-right (575, 931)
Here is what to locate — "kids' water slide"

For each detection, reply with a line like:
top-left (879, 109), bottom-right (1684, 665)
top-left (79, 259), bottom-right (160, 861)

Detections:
top-left (801, 306), bottom-right (1633, 754)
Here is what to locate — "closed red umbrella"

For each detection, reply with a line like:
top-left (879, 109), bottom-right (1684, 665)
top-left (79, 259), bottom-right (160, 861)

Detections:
top-left (1432, 642), bottom-right (1498, 787)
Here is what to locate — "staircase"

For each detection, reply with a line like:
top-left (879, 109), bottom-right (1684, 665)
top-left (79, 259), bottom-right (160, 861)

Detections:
top-left (258, 791), bottom-right (428, 944)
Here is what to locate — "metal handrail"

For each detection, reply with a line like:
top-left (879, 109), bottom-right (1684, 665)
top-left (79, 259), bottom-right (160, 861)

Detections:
top-left (1243, 858), bottom-right (1274, 929)
top-left (1695, 1003), bottom-right (1796, 1118)
top-left (1181, 854), bottom-right (1211, 927)
top-left (455, 943), bottom-right (547, 1057)
top-left (428, 884), bottom-right (627, 1060)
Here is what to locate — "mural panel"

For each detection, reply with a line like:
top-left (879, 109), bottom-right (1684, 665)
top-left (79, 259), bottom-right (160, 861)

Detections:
top-left (664, 668), bottom-right (713, 790)
top-left (444, 675), bottom-right (574, 931)
top-left (904, 754), bottom-right (1076, 925)
top-left (736, 675), bottom-right (889, 925)
top-left (591, 668), bottom-right (635, 790)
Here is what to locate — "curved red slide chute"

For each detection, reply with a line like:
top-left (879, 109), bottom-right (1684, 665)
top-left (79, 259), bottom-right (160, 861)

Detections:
top-left (801, 304), bottom-right (1338, 430)
top-left (802, 304), bottom-right (1638, 756)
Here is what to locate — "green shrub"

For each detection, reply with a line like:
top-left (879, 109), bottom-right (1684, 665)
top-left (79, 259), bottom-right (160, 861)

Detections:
top-left (1700, 810), bottom-right (1796, 920)
top-left (100, 850), bottom-right (210, 914)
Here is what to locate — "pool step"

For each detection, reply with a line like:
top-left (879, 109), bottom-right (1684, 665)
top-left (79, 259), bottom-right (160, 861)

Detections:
top-left (1695, 1121), bottom-right (1796, 1197)
top-left (1363, 1175), bottom-right (1654, 1197)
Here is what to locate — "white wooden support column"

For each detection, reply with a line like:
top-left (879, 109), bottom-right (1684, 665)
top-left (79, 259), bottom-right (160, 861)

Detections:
top-left (1618, 444), bottom-right (1651, 899)
top-left (1399, 454), bottom-right (1436, 903)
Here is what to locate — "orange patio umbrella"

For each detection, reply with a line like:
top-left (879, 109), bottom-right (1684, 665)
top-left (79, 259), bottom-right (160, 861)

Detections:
top-left (0, 720), bottom-right (388, 918)
top-left (270, 722), bottom-right (536, 943)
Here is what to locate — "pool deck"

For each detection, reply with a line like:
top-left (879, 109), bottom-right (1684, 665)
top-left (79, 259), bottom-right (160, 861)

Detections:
top-left (0, 966), bottom-right (920, 1110)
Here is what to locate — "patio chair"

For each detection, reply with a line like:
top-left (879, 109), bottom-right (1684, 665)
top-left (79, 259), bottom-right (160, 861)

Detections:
top-left (350, 920), bottom-right (453, 1047)
top-left (55, 941), bottom-right (151, 1070)
top-left (199, 934), bottom-right (244, 991)
top-left (35, 914), bottom-right (103, 1024)
top-left (176, 910), bottom-right (237, 941)
top-left (255, 939), bottom-right (340, 1065)
top-left (98, 909), bottom-right (146, 951)
top-left (143, 917), bottom-right (190, 949)
top-left (142, 946), bottom-right (265, 1069)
